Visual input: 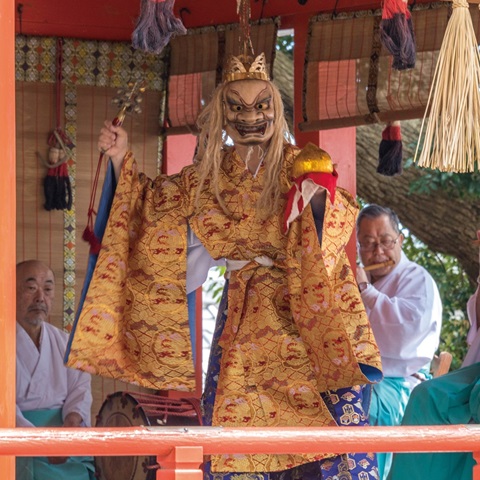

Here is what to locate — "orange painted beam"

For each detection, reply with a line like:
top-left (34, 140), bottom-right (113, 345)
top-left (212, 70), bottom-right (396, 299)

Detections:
top-left (15, 0), bottom-right (436, 41)
top-left (1, 425), bottom-right (480, 457)
top-left (0, 0), bottom-right (17, 478)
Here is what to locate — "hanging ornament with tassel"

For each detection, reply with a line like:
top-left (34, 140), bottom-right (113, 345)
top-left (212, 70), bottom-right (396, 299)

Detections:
top-left (43, 128), bottom-right (74, 210)
top-left (132, 0), bottom-right (187, 54)
top-left (377, 121), bottom-right (403, 176)
top-left (42, 38), bottom-right (74, 212)
top-left (415, 0), bottom-right (480, 172)
top-left (380, 0), bottom-right (416, 70)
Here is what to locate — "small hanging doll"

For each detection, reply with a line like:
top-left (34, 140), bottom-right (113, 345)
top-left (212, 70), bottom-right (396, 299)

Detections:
top-left (43, 129), bottom-right (74, 211)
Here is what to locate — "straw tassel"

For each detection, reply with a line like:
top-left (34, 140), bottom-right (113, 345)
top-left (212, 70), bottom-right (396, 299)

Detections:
top-left (380, 0), bottom-right (416, 70)
top-left (132, 0), bottom-right (187, 54)
top-left (377, 121), bottom-right (403, 176)
top-left (415, 0), bottom-right (480, 172)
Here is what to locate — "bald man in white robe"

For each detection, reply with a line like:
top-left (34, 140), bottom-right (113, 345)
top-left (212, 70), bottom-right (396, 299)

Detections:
top-left (15, 260), bottom-right (94, 480)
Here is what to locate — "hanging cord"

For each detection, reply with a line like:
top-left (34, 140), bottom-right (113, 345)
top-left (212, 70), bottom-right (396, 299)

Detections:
top-left (82, 81), bottom-right (146, 253)
top-left (43, 38), bottom-right (74, 211)
top-left (331, 0), bottom-right (340, 19)
top-left (81, 151), bottom-right (104, 253)
top-left (55, 38), bottom-right (63, 131)
top-left (17, 3), bottom-right (23, 35)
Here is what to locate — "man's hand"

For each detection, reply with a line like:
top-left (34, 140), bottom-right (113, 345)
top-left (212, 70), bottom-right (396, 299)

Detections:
top-left (47, 412), bottom-right (84, 464)
top-left (63, 411), bottom-right (83, 427)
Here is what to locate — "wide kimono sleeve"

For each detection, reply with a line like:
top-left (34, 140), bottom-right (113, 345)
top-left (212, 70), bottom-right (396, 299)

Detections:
top-left (286, 186), bottom-right (383, 390)
top-left (66, 152), bottom-right (198, 391)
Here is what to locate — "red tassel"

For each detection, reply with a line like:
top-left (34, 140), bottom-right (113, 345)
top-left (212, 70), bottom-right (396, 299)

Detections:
top-left (380, 0), bottom-right (416, 70)
top-left (82, 224), bottom-right (102, 255)
top-left (132, 0), bottom-right (187, 54)
top-left (377, 121), bottom-right (403, 176)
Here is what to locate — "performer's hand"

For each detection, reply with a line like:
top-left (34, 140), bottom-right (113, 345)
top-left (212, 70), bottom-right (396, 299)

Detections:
top-left (98, 120), bottom-right (129, 179)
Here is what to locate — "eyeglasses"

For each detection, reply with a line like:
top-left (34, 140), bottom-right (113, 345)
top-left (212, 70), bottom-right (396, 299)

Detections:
top-left (358, 235), bottom-right (400, 252)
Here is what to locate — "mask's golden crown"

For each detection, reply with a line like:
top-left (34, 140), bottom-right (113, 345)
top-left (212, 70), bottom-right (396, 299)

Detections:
top-left (223, 53), bottom-right (270, 83)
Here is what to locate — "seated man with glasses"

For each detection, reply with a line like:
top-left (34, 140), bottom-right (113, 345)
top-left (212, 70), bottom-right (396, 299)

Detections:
top-left (355, 204), bottom-right (443, 480)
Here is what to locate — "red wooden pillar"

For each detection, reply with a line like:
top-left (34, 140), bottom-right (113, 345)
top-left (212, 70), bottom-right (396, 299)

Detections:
top-left (292, 13), bottom-right (358, 266)
top-left (163, 135), bottom-right (197, 175)
top-left (0, 0), bottom-right (17, 478)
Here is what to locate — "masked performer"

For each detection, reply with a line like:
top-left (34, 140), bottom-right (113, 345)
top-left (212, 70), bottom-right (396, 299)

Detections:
top-left (67, 53), bottom-right (382, 479)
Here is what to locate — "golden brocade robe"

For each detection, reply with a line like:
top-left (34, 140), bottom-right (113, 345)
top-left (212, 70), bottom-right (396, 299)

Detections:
top-left (67, 143), bottom-right (382, 473)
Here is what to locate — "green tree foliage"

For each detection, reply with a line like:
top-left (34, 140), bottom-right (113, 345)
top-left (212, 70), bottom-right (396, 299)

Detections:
top-left (405, 159), bottom-right (480, 200)
top-left (204, 266), bottom-right (226, 302)
top-left (276, 33), bottom-right (294, 59)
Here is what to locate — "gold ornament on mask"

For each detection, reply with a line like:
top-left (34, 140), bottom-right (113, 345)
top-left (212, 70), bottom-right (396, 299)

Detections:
top-left (223, 53), bottom-right (270, 83)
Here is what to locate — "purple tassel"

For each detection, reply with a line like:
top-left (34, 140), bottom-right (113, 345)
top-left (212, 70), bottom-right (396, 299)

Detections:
top-left (132, 0), bottom-right (187, 54)
top-left (380, 0), bottom-right (416, 70)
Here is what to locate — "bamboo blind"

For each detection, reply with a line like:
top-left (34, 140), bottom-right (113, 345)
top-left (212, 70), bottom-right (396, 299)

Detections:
top-left (301, 2), bottom-right (480, 131)
top-left (167, 19), bottom-right (279, 134)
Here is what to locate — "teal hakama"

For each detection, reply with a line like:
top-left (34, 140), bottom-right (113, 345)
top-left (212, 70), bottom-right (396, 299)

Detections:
top-left (16, 408), bottom-right (95, 480)
top-left (388, 362), bottom-right (480, 480)
top-left (369, 377), bottom-right (411, 479)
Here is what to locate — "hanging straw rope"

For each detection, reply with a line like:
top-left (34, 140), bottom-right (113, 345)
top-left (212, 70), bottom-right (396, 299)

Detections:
top-left (414, 0), bottom-right (480, 172)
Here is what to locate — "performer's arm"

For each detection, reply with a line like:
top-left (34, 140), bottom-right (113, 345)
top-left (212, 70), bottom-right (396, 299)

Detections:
top-left (98, 120), bottom-right (129, 181)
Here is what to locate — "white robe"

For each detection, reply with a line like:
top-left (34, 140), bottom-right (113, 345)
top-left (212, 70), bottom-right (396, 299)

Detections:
top-left (361, 251), bottom-right (443, 388)
top-left (16, 322), bottom-right (92, 428)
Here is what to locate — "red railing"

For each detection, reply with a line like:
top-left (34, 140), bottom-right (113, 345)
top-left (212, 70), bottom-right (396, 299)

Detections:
top-left (1, 424), bottom-right (480, 479)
